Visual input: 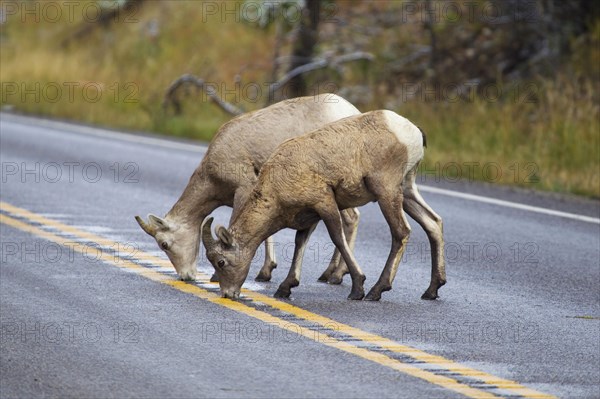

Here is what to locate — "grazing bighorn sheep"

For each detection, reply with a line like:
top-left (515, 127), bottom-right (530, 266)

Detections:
top-left (135, 94), bottom-right (361, 282)
top-left (202, 110), bottom-right (445, 301)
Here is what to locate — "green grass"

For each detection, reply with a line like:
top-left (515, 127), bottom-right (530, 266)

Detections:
top-left (1, 1), bottom-right (598, 197)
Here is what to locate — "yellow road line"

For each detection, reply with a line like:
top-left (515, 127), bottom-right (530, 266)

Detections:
top-left (241, 293), bottom-right (550, 397)
top-left (0, 202), bottom-right (556, 399)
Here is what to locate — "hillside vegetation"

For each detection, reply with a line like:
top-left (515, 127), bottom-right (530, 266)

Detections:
top-left (1, 1), bottom-right (598, 197)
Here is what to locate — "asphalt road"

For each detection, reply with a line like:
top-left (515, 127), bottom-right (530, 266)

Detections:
top-left (1, 113), bottom-right (599, 399)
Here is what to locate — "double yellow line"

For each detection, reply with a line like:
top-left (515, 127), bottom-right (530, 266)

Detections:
top-left (0, 201), bottom-right (555, 399)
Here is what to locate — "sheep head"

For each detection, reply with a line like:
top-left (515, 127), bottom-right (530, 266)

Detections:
top-left (202, 217), bottom-right (254, 299)
top-left (135, 214), bottom-right (200, 281)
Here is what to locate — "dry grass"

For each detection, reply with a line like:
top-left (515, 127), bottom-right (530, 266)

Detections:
top-left (402, 75), bottom-right (599, 196)
top-left (0, 1), bottom-right (274, 140)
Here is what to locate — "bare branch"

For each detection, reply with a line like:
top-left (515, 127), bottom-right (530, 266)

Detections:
top-left (163, 52), bottom-right (373, 114)
top-left (162, 74), bottom-right (244, 116)
top-left (269, 51), bottom-right (374, 95)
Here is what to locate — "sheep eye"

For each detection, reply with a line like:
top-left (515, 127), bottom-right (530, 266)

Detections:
top-left (217, 260), bottom-right (225, 268)
top-left (161, 242), bottom-right (169, 250)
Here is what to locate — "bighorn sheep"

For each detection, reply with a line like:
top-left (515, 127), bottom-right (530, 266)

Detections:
top-left (202, 110), bottom-right (445, 301)
top-left (135, 94), bottom-right (361, 282)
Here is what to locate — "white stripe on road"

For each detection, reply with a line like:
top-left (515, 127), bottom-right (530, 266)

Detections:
top-left (420, 185), bottom-right (600, 224)
top-left (0, 113), bottom-right (207, 153)
top-left (2, 112), bottom-right (598, 224)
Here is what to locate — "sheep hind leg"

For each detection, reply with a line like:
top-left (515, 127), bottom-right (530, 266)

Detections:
top-left (402, 173), bottom-right (445, 299)
top-left (365, 192), bottom-right (411, 301)
top-left (317, 248), bottom-right (341, 283)
top-left (255, 236), bottom-right (278, 282)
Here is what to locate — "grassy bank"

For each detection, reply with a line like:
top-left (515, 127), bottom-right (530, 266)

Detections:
top-left (1, 1), bottom-right (598, 197)
top-left (404, 76), bottom-right (599, 197)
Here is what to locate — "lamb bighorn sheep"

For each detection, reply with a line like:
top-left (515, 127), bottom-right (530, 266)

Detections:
top-left (135, 94), bottom-right (361, 282)
top-left (202, 110), bottom-right (445, 301)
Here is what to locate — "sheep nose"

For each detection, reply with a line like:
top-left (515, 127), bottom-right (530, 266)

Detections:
top-left (221, 290), bottom-right (240, 299)
top-left (179, 270), bottom-right (197, 281)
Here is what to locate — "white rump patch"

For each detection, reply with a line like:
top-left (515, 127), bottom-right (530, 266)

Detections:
top-left (381, 110), bottom-right (424, 169)
top-left (324, 95), bottom-right (361, 121)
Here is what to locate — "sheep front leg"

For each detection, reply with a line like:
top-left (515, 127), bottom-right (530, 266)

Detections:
top-left (315, 195), bottom-right (366, 300)
top-left (274, 223), bottom-right (318, 298)
top-left (255, 236), bottom-right (278, 282)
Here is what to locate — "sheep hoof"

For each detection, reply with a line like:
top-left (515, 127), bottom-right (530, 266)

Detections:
top-left (273, 288), bottom-right (291, 298)
top-left (347, 289), bottom-right (364, 300)
top-left (364, 289), bottom-right (381, 301)
top-left (421, 290), bottom-right (439, 300)
top-left (255, 272), bottom-right (272, 282)
top-left (256, 261), bottom-right (277, 282)
top-left (421, 280), bottom-right (445, 300)
top-left (327, 275), bottom-right (344, 285)
top-left (365, 283), bottom-right (391, 301)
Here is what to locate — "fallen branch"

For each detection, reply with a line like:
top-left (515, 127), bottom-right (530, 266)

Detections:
top-left (163, 51), bottom-right (374, 114)
top-left (162, 74), bottom-right (244, 116)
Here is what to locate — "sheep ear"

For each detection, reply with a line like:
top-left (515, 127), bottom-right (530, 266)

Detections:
top-left (135, 215), bottom-right (157, 237)
top-left (148, 214), bottom-right (170, 231)
top-left (215, 225), bottom-right (235, 247)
